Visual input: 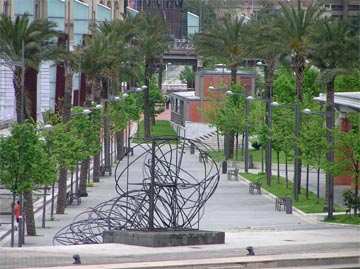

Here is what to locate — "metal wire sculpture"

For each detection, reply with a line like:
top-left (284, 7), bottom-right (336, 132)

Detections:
top-left (53, 136), bottom-right (220, 245)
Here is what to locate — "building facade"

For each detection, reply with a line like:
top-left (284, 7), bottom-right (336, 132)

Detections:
top-left (0, 0), bottom-right (125, 124)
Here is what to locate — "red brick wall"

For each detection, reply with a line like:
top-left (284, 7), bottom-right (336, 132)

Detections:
top-left (334, 117), bottom-right (354, 186)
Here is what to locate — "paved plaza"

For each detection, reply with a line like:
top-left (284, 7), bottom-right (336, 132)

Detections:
top-left (0, 110), bottom-right (359, 268)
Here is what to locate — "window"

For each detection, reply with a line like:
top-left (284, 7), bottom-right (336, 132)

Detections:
top-left (348, 5), bottom-right (359, 10)
top-left (331, 5), bottom-right (343, 10)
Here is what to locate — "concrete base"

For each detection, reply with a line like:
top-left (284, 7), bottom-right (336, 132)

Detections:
top-left (103, 229), bottom-right (225, 247)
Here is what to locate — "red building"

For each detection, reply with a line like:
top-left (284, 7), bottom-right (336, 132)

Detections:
top-left (170, 69), bottom-right (255, 127)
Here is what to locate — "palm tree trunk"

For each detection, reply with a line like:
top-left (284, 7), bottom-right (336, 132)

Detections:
top-left (56, 60), bottom-right (73, 214)
top-left (294, 60), bottom-right (305, 199)
top-left (79, 158), bottom-right (90, 196)
top-left (324, 79), bottom-right (335, 212)
top-left (103, 107), bottom-right (111, 173)
top-left (158, 55), bottom-right (163, 90)
top-left (144, 61), bottom-right (152, 140)
top-left (23, 190), bottom-right (35, 236)
top-left (92, 77), bottom-right (102, 182)
top-left (56, 166), bottom-right (68, 214)
top-left (93, 152), bottom-right (100, 182)
top-left (228, 132), bottom-right (235, 159)
top-left (116, 131), bottom-right (124, 161)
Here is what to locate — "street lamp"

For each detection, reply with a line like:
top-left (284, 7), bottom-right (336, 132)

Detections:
top-left (303, 108), bottom-right (334, 218)
top-left (226, 90), bottom-right (255, 173)
top-left (271, 101), bottom-right (300, 201)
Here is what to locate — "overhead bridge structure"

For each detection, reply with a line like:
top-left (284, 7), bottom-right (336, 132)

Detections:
top-left (164, 39), bottom-right (262, 68)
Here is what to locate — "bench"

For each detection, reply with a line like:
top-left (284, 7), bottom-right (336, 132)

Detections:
top-left (66, 191), bottom-right (82, 206)
top-left (249, 181), bottom-right (261, 194)
top-left (275, 197), bottom-right (286, 211)
top-left (227, 168), bottom-right (239, 181)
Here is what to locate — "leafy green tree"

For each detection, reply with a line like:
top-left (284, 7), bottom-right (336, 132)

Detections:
top-left (271, 108), bottom-right (294, 187)
top-left (327, 115), bottom-right (360, 216)
top-left (0, 123), bottom-right (57, 236)
top-left (335, 72), bottom-right (360, 92)
top-left (0, 13), bottom-right (60, 235)
top-left (300, 112), bottom-right (329, 201)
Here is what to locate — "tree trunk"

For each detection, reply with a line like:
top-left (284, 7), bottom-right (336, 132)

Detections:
top-left (324, 79), bottom-right (335, 212)
top-left (93, 153), bottom-right (101, 182)
top-left (92, 77), bottom-right (102, 182)
top-left (56, 60), bottom-right (73, 214)
top-left (79, 158), bottom-right (90, 196)
top-left (23, 190), bottom-right (35, 236)
top-left (56, 166), bottom-right (68, 214)
top-left (158, 55), bottom-right (163, 90)
top-left (143, 61), bottom-right (152, 140)
top-left (14, 68), bottom-right (24, 123)
top-left (103, 77), bottom-right (111, 174)
top-left (228, 132), bottom-right (235, 159)
top-left (294, 58), bottom-right (305, 199)
top-left (103, 107), bottom-right (111, 174)
top-left (116, 131), bottom-right (125, 161)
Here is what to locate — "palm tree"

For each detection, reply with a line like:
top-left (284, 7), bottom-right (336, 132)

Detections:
top-left (0, 13), bottom-right (59, 235)
top-left (194, 16), bottom-right (247, 85)
top-left (194, 15), bottom-right (247, 159)
top-left (272, 0), bottom-right (323, 198)
top-left (135, 13), bottom-right (171, 140)
top-left (75, 31), bottom-right (111, 195)
top-left (243, 8), bottom-right (285, 186)
top-left (308, 18), bottom-right (360, 212)
top-left (95, 19), bottom-right (141, 166)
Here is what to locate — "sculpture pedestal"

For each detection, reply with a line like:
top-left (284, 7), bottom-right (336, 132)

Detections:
top-left (103, 229), bottom-right (225, 247)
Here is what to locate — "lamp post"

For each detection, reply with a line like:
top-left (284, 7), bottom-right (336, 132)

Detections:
top-left (37, 124), bottom-right (53, 229)
top-left (226, 90), bottom-right (255, 173)
top-left (245, 96), bottom-right (255, 173)
top-left (208, 86), bottom-right (230, 173)
top-left (71, 108), bottom-right (91, 194)
top-left (101, 94), bottom-right (124, 176)
top-left (271, 101), bottom-right (300, 202)
top-left (303, 108), bottom-right (334, 218)
top-left (256, 61), bottom-right (273, 187)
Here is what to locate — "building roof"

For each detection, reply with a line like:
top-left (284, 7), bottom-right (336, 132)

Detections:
top-left (170, 91), bottom-right (200, 101)
top-left (314, 92), bottom-right (360, 113)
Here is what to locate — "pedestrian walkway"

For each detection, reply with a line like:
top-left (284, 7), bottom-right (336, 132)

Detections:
top-left (0, 109), bottom-right (359, 268)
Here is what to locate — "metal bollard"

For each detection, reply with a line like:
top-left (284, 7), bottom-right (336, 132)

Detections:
top-left (285, 196), bottom-right (292, 214)
top-left (190, 143), bottom-right (195, 154)
top-left (222, 160), bottom-right (227, 174)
